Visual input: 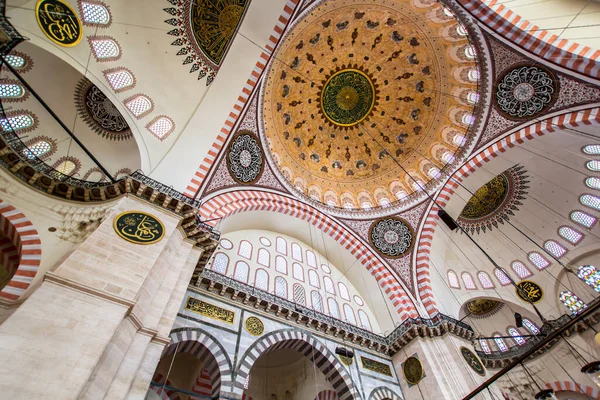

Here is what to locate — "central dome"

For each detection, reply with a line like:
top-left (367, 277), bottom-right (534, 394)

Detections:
top-left (261, 0), bottom-right (481, 211)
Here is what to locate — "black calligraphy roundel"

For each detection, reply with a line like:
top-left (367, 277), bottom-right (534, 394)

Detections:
top-left (36, 0), bottom-right (82, 47)
top-left (114, 211), bottom-right (165, 245)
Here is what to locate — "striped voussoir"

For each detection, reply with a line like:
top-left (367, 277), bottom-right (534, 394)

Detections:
top-left (163, 329), bottom-right (233, 396)
top-left (315, 390), bottom-right (338, 400)
top-left (458, 0), bottom-right (600, 79)
top-left (414, 107), bottom-right (600, 316)
top-left (0, 200), bottom-right (41, 301)
top-left (191, 368), bottom-right (212, 399)
top-left (234, 330), bottom-right (358, 400)
top-left (200, 190), bottom-right (418, 319)
top-left (368, 387), bottom-right (402, 400)
top-left (151, 373), bottom-right (181, 400)
top-left (184, 0), bottom-right (301, 198)
top-left (546, 381), bottom-right (600, 399)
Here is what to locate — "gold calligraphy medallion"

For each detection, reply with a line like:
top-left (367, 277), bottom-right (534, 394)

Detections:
top-left (515, 280), bottom-right (543, 304)
top-left (114, 211), bottom-right (165, 245)
top-left (460, 346), bottom-right (486, 376)
top-left (36, 0), bottom-right (82, 47)
top-left (244, 316), bottom-right (264, 336)
top-left (402, 356), bottom-right (424, 385)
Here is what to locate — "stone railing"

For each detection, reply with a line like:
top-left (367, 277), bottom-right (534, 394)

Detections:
top-left (197, 268), bottom-right (476, 356)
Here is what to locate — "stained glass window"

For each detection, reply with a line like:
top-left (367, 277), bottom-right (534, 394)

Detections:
top-left (23, 140), bottom-right (51, 159)
top-left (260, 237), bottom-right (271, 246)
top-left (55, 160), bottom-right (76, 175)
top-left (468, 69), bottom-right (479, 82)
top-left (275, 255), bottom-right (287, 274)
top-left (560, 291), bottom-right (587, 314)
top-left (306, 250), bottom-right (317, 268)
top-left (465, 45), bottom-right (477, 59)
top-left (276, 237), bottom-right (287, 254)
top-left (238, 240), bottom-right (252, 260)
top-left (257, 248), bottom-right (270, 267)
top-left (443, 7), bottom-right (453, 16)
top-left (324, 276), bottom-right (335, 294)
top-left (453, 134), bottom-right (466, 146)
top-left (234, 261), bottom-right (249, 283)
top-left (147, 117), bottom-right (174, 140)
top-left (442, 151), bottom-right (455, 163)
top-left (511, 261), bottom-right (532, 279)
top-left (523, 319), bottom-right (540, 335)
top-left (311, 291), bottom-right (324, 312)
top-left (293, 284), bottom-right (305, 305)
top-left (291, 243), bottom-right (302, 261)
top-left (462, 272), bottom-right (476, 289)
top-left (586, 160), bottom-right (600, 172)
top-left (577, 265), bottom-right (600, 293)
top-left (494, 334), bottom-right (508, 352)
top-left (0, 114), bottom-right (33, 132)
top-left (427, 167), bottom-right (441, 179)
top-left (293, 263), bottom-right (304, 281)
top-left (354, 295), bottom-right (364, 306)
top-left (571, 211), bottom-right (597, 228)
top-left (321, 264), bottom-right (331, 274)
top-left (275, 277), bottom-right (287, 298)
top-left (211, 253), bottom-right (228, 274)
top-left (89, 38), bottom-right (120, 60)
top-left (528, 252), bottom-right (550, 270)
top-left (478, 271), bottom-right (494, 289)
top-left (448, 271), bottom-right (460, 288)
top-left (328, 298), bottom-right (340, 319)
top-left (544, 240), bottom-right (567, 258)
top-left (467, 92), bottom-right (479, 104)
top-left (3, 54), bottom-right (25, 69)
top-left (586, 177), bottom-right (600, 190)
top-left (105, 69), bottom-right (134, 91)
top-left (494, 268), bottom-right (511, 286)
top-left (220, 239), bottom-right (233, 250)
top-left (308, 269), bottom-right (320, 288)
top-left (508, 327), bottom-right (526, 345)
top-left (559, 226), bottom-right (584, 244)
top-left (581, 194), bottom-right (600, 210)
top-left (343, 304), bottom-right (357, 325)
top-left (81, 1), bottom-right (111, 24)
top-left (125, 95), bottom-right (152, 118)
top-left (480, 339), bottom-right (491, 354)
top-left (0, 84), bottom-right (23, 98)
top-left (462, 114), bottom-right (475, 125)
top-left (583, 145), bottom-right (600, 155)
top-left (358, 310), bottom-right (372, 331)
top-left (457, 24), bottom-right (468, 36)
top-left (338, 282), bottom-right (350, 300)
top-left (254, 269), bottom-right (268, 291)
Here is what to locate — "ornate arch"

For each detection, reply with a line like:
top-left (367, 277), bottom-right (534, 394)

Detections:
top-left (162, 327), bottom-right (234, 397)
top-left (546, 381), bottom-right (600, 399)
top-left (457, 0), bottom-right (600, 79)
top-left (0, 200), bottom-right (42, 301)
top-left (234, 329), bottom-right (359, 400)
top-left (315, 390), bottom-right (339, 400)
top-left (150, 372), bottom-right (181, 400)
top-left (415, 107), bottom-right (600, 316)
top-left (368, 387), bottom-right (403, 400)
top-left (200, 189), bottom-right (418, 319)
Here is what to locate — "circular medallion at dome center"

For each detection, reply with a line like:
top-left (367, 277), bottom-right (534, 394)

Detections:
top-left (321, 69), bottom-right (375, 127)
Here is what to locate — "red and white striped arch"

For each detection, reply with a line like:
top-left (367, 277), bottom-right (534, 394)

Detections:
top-left (415, 108), bottom-right (600, 316)
top-left (0, 200), bottom-right (42, 301)
top-left (546, 381), bottom-right (600, 399)
top-left (458, 0), bottom-right (600, 79)
top-left (200, 190), bottom-right (418, 319)
top-left (184, 0), bottom-right (301, 197)
top-left (315, 390), bottom-right (338, 400)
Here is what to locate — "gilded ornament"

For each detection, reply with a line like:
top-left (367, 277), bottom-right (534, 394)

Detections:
top-left (460, 346), bottom-right (486, 376)
top-left (339, 354), bottom-right (353, 366)
top-left (370, 217), bottom-right (414, 257)
top-left (402, 356), bottom-right (424, 384)
top-left (319, 69), bottom-right (376, 127)
top-left (185, 296), bottom-right (235, 324)
top-left (516, 280), bottom-right (543, 304)
top-left (36, 0), bottom-right (82, 47)
top-left (113, 211), bottom-right (165, 245)
top-left (361, 356), bottom-right (393, 376)
top-left (244, 316), bottom-right (265, 336)
top-left (465, 299), bottom-right (502, 317)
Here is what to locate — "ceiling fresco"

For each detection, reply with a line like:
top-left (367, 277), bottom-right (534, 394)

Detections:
top-left (261, 0), bottom-right (482, 214)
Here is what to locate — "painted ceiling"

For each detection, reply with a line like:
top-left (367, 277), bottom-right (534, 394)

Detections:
top-left (261, 0), bottom-right (480, 212)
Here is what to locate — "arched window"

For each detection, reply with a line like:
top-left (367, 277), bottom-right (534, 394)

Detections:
top-left (479, 339), bottom-right (491, 354)
top-left (338, 282), bottom-right (350, 300)
top-left (508, 327), bottom-right (526, 346)
top-left (494, 268), bottom-right (511, 286)
top-left (308, 269), bottom-right (320, 288)
top-left (0, 83), bottom-right (24, 99)
top-left (465, 45), bottom-right (477, 59)
top-left (581, 194), bottom-right (600, 211)
top-left (461, 114), bottom-right (475, 125)
top-left (523, 319), bottom-right (540, 335)
top-left (358, 310), bottom-right (372, 331)
top-left (448, 271), bottom-right (460, 288)
top-left (311, 291), bottom-right (324, 312)
top-left (560, 291), bottom-right (587, 314)
top-left (238, 240), bottom-right (252, 260)
top-left (494, 333), bottom-right (508, 352)
top-left (0, 113), bottom-right (34, 132)
top-left (559, 226), bottom-right (584, 245)
top-left (528, 252), bottom-right (550, 270)
top-left (467, 92), bottom-right (479, 104)
top-left (462, 272), bottom-right (476, 289)
top-left (291, 243), bottom-right (302, 261)
top-left (453, 134), bottom-right (465, 146)
top-left (275, 255), bottom-right (287, 274)
top-left (577, 265), bottom-right (600, 292)
top-left (467, 69), bottom-right (479, 82)
top-left (321, 264), bottom-right (331, 274)
top-left (570, 210), bottom-right (597, 228)
top-left (306, 250), bottom-right (317, 268)
top-left (220, 239), bottom-right (233, 250)
top-left (586, 177), bottom-right (600, 190)
top-left (234, 261), bottom-right (249, 283)
top-left (477, 271), bottom-right (494, 289)
top-left (511, 261), bottom-right (532, 279)
top-left (457, 24), bottom-right (468, 36)
top-left (3, 54), bottom-right (26, 69)
top-left (147, 116), bottom-right (175, 140)
top-left (544, 240), bottom-right (567, 258)
top-left (427, 167), bottom-right (441, 179)
top-left (324, 276), bottom-right (335, 294)
top-left (441, 151), bottom-right (455, 163)
top-left (89, 37), bottom-right (121, 61)
top-left (254, 269), bottom-right (269, 291)
top-left (276, 237), bottom-right (287, 254)
top-left (354, 295), bottom-right (364, 306)
top-left (443, 7), bottom-right (453, 16)
top-left (343, 304), bottom-right (357, 325)
top-left (54, 158), bottom-right (78, 175)
top-left (23, 139), bottom-right (51, 159)
top-left (104, 68), bottom-right (135, 92)
top-left (293, 283), bottom-right (305, 305)
top-left (586, 160), bottom-right (600, 172)
top-left (328, 298), bottom-right (340, 319)
top-left (80, 1), bottom-right (111, 25)
top-left (125, 94), bottom-right (153, 118)
top-left (275, 277), bottom-right (288, 299)
top-left (257, 248), bottom-right (270, 267)
top-left (293, 263), bottom-right (304, 281)
top-left (211, 253), bottom-right (228, 274)
top-left (583, 145), bottom-right (600, 155)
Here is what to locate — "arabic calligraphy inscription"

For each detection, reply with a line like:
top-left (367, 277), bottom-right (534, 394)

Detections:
top-left (185, 297), bottom-right (235, 324)
top-left (36, 0), bottom-right (82, 47)
top-left (516, 280), bottom-right (543, 303)
top-left (114, 211), bottom-right (165, 245)
top-left (460, 346), bottom-right (486, 376)
top-left (361, 356), bottom-right (393, 377)
top-left (402, 356), bottom-right (424, 384)
top-left (244, 316), bottom-right (264, 336)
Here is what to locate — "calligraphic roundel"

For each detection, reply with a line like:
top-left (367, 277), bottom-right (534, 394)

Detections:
top-left (35, 0), bottom-right (83, 47)
top-left (114, 211), bottom-right (165, 245)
